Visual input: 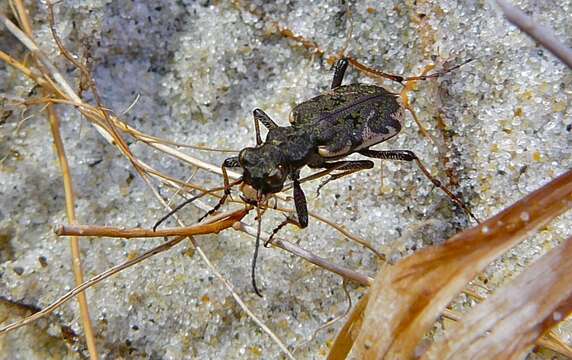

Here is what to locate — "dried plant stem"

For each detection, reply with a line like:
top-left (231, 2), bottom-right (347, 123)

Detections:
top-left (0, 11), bottom-right (111, 139)
top-left (495, 0), bottom-right (572, 70)
top-left (0, 210), bottom-right (246, 334)
top-left (56, 209), bottom-right (249, 238)
top-left (8, 0), bottom-right (99, 357)
top-left (0, 50), bottom-right (49, 88)
top-left (11, 0), bottom-right (32, 36)
top-left (47, 104), bottom-right (98, 359)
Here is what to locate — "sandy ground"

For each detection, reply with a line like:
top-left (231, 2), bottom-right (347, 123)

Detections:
top-left (1, 1), bottom-right (571, 358)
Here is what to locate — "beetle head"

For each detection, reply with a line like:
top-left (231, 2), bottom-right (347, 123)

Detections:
top-left (238, 146), bottom-right (288, 196)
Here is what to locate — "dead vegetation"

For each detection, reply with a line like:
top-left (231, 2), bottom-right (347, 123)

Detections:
top-left (0, 1), bottom-right (571, 359)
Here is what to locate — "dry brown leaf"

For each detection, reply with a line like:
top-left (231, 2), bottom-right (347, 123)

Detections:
top-left (422, 234), bottom-right (572, 359)
top-left (328, 293), bottom-right (370, 360)
top-left (348, 169), bottom-right (572, 359)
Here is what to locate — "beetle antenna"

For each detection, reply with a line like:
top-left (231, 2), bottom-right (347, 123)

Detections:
top-left (153, 178), bottom-right (242, 231)
top-left (251, 193), bottom-right (264, 297)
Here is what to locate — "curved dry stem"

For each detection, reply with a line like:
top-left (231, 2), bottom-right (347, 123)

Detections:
top-left (7, 1), bottom-right (99, 357)
top-left (56, 208), bottom-right (249, 238)
top-left (46, 103), bottom-right (98, 358)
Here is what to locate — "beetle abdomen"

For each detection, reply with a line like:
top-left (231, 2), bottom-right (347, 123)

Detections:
top-left (290, 84), bottom-right (403, 158)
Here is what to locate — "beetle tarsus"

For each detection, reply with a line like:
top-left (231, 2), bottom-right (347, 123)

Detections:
top-left (292, 173), bottom-right (309, 229)
top-left (265, 215), bottom-right (297, 247)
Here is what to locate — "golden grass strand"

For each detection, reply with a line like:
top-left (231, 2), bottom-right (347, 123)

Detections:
top-left (56, 209), bottom-right (249, 239)
top-left (0, 50), bottom-right (49, 88)
top-left (10, 0), bottom-right (100, 356)
top-left (47, 104), bottom-right (99, 359)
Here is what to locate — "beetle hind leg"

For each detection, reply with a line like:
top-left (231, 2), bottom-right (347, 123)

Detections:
top-left (359, 149), bottom-right (479, 223)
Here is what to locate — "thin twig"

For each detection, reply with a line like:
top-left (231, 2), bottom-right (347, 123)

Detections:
top-left (56, 209), bottom-right (249, 238)
top-left (495, 0), bottom-right (572, 69)
top-left (47, 104), bottom-right (98, 358)
top-left (234, 222), bottom-right (372, 287)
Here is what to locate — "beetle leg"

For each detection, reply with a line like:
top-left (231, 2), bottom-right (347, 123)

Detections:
top-left (253, 108), bottom-right (278, 145)
top-left (298, 160), bottom-right (372, 188)
top-left (331, 58), bottom-right (349, 89)
top-left (315, 160), bottom-right (374, 196)
top-left (153, 156), bottom-right (242, 230)
top-left (400, 58), bottom-right (474, 82)
top-left (292, 172), bottom-right (309, 228)
top-left (197, 156), bottom-right (242, 222)
top-left (264, 214), bottom-right (298, 247)
top-left (222, 155), bottom-right (240, 168)
top-left (399, 64), bottom-right (435, 141)
top-left (264, 172), bottom-right (308, 247)
top-left (359, 149), bottom-right (480, 223)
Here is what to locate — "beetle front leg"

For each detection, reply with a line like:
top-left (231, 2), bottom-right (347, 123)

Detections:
top-left (264, 172), bottom-right (308, 247)
top-left (302, 160), bottom-right (374, 196)
top-left (198, 156), bottom-right (241, 222)
top-left (316, 160), bottom-right (374, 196)
top-left (292, 175), bottom-right (309, 228)
top-left (153, 156), bottom-right (241, 230)
top-left (359, 149), bottom-right (479, 223)
top-left (331, 58), bottom-right (349, 89)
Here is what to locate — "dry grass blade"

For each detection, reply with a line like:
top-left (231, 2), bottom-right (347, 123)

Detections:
top-left (46, 103), bottom-right (98, 358)
top-left (422, 234), bottom-right (572, 359)
top-left (0, 208), bottom-right (248, 335)
top-left (8, 1), bottom-right (98, 358)
top-left (342, 168), bottom-right (572, 358)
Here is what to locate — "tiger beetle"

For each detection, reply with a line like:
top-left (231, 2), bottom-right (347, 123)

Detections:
top-left (155, 58), bottom-right (478, 297)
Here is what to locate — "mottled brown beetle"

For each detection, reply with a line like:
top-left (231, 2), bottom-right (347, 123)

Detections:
top-left (156, 58), bottom-right (478, 296)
